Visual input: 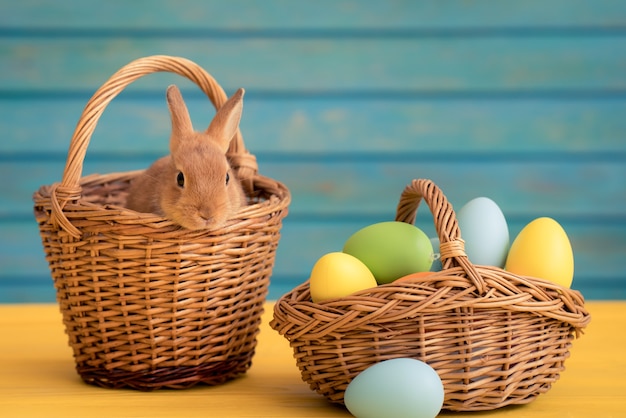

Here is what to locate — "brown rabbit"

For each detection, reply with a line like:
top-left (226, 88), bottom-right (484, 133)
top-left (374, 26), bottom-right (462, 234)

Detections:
top-left (125, 84), bottom-right (246, 230)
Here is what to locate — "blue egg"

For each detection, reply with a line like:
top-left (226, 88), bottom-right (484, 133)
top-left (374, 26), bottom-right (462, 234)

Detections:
top-left (456, 197), bottom-right (510, 268)
top-left (344, 358), bottom-right (444, 418)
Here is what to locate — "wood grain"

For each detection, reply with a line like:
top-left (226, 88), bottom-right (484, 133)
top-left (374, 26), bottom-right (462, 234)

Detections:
top-left (0, 1), bottom-right (624, 302)
top-left (2, 0), bottom-right (626, 29)
top-left (2, 97), bottom-right (626, 153)
top-left (0, 301), bottom-right (624, 417)
top-left (2, 37), bottom-right (625, 91)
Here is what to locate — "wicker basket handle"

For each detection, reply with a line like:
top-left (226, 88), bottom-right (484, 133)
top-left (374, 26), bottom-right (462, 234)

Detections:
top-left (395, 179), bottom-right (487, 294)
top-left (50, 55), bottom-right (257, 237)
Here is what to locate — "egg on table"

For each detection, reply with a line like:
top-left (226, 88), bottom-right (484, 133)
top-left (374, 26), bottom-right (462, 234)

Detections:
top-left (344, 358), bottom-right (444, 418)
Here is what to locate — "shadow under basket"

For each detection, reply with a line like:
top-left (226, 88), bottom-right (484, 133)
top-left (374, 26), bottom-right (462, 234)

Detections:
top-left (271, 179), bottom-right (589, 411)
top-left (32, 55), bottom-right (290, 390)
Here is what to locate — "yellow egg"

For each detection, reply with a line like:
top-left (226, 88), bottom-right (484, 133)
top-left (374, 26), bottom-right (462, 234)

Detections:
top-left (309, 252), bottom-right (378, 303)
top-left (505, 217), bottom-right (574, 288)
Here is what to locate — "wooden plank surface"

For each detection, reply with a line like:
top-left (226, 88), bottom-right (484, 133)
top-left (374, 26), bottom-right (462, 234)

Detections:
top-left (3, 97), bottom-right (626, 153)
top-left (0, 1), bottom-right (625, 303)
top-left (3, 0), bottom-right (626, 29)
top-left (0, 301), bottom-right (624, 417)
top-left (3, 37), bottom-right (626, 91)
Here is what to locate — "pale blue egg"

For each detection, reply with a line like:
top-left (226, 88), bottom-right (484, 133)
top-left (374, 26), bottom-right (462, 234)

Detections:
top-left (344, 358), bottom-right (444, 418)
top-left (456, 197), bottom-right (510, 268)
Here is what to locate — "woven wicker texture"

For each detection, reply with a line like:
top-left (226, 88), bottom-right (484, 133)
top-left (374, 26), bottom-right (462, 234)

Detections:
top-left (32, 55), bottom-right (290, 390)
top-left (271, 179), bottom-right (589, 411)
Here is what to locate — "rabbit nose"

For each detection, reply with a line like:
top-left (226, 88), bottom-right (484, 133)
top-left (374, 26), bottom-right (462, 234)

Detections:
top-left (199, 212), bottom-right (213, 223)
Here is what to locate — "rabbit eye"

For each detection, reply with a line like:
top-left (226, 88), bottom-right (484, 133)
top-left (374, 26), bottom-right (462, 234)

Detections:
top-left (225, 172), bottom-right (230, 185)
top-left (177, 172), bottom-right (185, 188)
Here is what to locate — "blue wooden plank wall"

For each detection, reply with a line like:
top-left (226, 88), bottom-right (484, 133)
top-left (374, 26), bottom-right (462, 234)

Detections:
top-left (1, 0), bottom-right (625, 302)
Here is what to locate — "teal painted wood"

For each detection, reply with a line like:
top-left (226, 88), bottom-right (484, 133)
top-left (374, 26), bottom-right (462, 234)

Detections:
top-left (2, 159), bottom-right (625, 217)
top-left (2, 98), bottom-right (626, 154)
top-left (2, 0), bottom-right (626, 29)
top-left (2, 37), bottom-right (626, 91)
top-left (0, 0), bottom-right (624, 302)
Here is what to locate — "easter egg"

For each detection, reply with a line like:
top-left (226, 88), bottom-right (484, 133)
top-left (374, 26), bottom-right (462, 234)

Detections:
top-left (309, 252), bottom-right (378, 303)
top-left (343, 221), bottom-right (433, 285)
top-left (456, 197), bottom-right (510, 267)
top-left (344, 358), bottom-right (444, 418)
top-left (505, 217), bottom-right (574, 288)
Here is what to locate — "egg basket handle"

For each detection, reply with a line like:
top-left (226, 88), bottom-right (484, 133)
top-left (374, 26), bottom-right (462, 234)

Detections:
top-left (395, 179), bottom-right (486, 294)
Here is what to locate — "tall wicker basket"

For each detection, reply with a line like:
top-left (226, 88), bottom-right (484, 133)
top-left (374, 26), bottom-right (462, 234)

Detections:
top-left (33, 55), bottom-right (290, 390)
top-left (271, 178), bottom-right (589, 411)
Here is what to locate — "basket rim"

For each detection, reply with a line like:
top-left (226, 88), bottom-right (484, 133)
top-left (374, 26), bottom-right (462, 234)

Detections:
top-left (273, 266), bottom-right (590, 336)
top-left (34, 170), bottom-right (290, 236)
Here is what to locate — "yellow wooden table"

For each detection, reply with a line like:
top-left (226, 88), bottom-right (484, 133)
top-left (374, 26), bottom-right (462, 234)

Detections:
top-left (1, 302), bottom-right (624, 417)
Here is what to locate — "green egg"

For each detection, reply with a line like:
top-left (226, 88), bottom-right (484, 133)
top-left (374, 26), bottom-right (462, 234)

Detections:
top-left (343, 221), bottom-right (434, 284)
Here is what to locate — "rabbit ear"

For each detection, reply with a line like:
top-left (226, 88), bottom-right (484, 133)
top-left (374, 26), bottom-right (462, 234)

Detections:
top-left (205, 88), bottom-right (245, 153)
top-left (166, 85), bottom-right (194, 153)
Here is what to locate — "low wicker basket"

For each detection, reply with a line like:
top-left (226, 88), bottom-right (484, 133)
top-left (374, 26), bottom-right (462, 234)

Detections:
top-left (271, 178), bottom-right (589, 411)
top-left (33, 55), bottom-right (290, 390)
